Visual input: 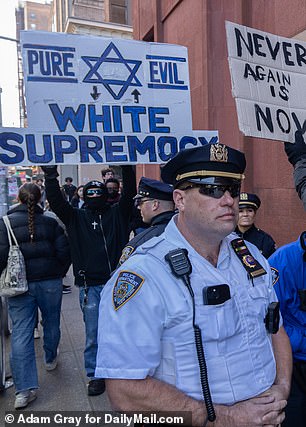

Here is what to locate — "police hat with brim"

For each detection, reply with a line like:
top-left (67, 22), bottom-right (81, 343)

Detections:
top-left (239, 192), bottom-right (261, 210)
top-left (161, 143), bottom-right (246, 187)
top-left (134, 177), bottom-right (173, 201)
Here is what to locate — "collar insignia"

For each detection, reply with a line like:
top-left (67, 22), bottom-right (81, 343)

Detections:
top-left (210, 143), bottom-right (228, 162)
top-left (113, 270), bottom-right (144, 310)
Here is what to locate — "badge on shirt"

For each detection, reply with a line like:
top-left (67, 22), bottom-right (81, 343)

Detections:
top-left (270, 267), bottom-right (279, 285)
top-left (113, 270), bottom-right (144, 310)
top-left (118, 246), bottom-right (135, 266)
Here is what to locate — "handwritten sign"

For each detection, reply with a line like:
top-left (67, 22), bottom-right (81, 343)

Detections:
top-left (226, 21), bottom-right (306, 142)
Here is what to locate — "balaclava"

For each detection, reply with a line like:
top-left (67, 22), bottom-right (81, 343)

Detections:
top-left (83, 180), bottom-right (108, 212)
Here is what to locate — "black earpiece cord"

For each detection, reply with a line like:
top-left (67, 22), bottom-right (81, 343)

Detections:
top-left (165, 249), bottom-right (216, 424)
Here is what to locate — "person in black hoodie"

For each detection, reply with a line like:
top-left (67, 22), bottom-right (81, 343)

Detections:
top-left (41, 165), bottom-right (136, 396)
top-left (118, 177), bottom-right (175, 265)
top-left (0, 183), bottom-right (71, 409)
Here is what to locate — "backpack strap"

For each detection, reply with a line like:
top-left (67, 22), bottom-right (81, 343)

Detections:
top-left (231, 238), bottom-right (267, 278)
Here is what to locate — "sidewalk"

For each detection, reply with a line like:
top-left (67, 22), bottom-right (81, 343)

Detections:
top-left (0, 269), bottom-right (111, 416)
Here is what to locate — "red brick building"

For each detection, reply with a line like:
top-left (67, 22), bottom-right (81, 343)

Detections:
top-left (132, 0), bottom-right (306, 247)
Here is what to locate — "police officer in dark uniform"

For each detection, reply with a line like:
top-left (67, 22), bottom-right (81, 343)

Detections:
top-left (118, 177), bottom-right (175, 265)
top-left (236, 192), bottom-right (276, 258)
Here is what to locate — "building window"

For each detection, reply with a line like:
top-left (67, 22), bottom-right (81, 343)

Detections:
top-left (30, 12), bottom-right (36, 19)
top-left (30, 23), bottom-right (36, 30)
top-left (110, 0), bottom-right (131, 25)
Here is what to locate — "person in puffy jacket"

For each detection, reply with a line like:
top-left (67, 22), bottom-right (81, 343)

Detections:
top-left (0, 183), bottom-right (71, 410)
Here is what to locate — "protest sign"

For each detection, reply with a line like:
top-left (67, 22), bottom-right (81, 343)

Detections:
top-left (0, 30), bottom-right (218, 166)
top-left (226, 21), bottom-right (306, 142)
top-left (0, 129), bottom-right (218, 166)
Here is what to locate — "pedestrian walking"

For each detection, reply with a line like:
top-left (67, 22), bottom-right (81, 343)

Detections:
top-left (71, 185), bottom-right (85, 209)
top-left (62, 177), bottom-right (77, 203)
top-left (0, 183), bottom-right (71, 409)
top-left (101, 168), bottom-right (115, 183)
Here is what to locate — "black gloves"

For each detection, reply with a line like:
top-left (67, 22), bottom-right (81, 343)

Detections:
top-left (40, 165), bottom-right (59, 179)
top-left (284, 131), bottom-right (306, 166)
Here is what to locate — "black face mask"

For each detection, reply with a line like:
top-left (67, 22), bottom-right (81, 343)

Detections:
top-left (85, 197), bottom-right (107, 211)
top-left (83, 181), bottom-right (107, 211)
top-left (107, 189), bottom-right (119, 200)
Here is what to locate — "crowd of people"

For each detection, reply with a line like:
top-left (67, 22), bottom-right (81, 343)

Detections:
top-left (0, 139), bottom-right (305, 426)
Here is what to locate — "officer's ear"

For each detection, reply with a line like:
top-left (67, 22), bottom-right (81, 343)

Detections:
top-left (173, 189), bottom-right (186, 211)
top-left (151, 199), bottom-right (160, 211)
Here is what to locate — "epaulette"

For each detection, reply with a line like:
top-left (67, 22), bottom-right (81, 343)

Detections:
top-left (140, 235), bottom-right (166, 251)
top-left (231, 238), bottom-right (267, 279)
top-left (118, 232), bottom-right (165, 266)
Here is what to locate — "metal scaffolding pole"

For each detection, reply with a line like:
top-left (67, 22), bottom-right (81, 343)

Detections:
top-left (0, 34), bottom-right (20, 217)
top-left (0, 86), bottom-right (8, 217)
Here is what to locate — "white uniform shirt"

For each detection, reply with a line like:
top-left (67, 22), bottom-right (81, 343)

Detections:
top-left (96, 216), bottom-right (279, 404)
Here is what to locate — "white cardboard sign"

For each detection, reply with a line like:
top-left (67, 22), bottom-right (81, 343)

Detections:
top-left (0, 31), bottom-right (218, 166)
top-left (226, 21), bottom-right (306, 142)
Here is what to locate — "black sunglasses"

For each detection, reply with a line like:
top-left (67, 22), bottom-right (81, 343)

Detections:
top-left (134, 198), bottom-right (154, 207)
top-left (86, 188), bottom-right (104, 196)
top-left (180, 183), bottom-right (241, 199)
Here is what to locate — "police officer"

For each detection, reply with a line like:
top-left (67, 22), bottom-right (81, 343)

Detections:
top-left (269, 233), bottom-right (306, 427)
top-left (118, 177), bottom-right (175, 265)
top-left (95, 144), bottom-right (291, 426)
top-left (236, 192), bottom-right (276, 258)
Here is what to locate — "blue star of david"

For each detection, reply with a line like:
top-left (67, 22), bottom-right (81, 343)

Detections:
top-left (82, 42), bottom-right (142, 100)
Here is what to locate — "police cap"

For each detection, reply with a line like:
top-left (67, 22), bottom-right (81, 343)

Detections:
top-left (161, 143), bottom-right (246, 187)
top-left (239, 193), bottom-right (261, 210)
top-left (134, 177), bottom-right (173, 201)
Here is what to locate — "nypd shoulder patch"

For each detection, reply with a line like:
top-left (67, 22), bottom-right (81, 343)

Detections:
top-left (118, 245), bottom-right (135, 266)
top-left (113, 270), bottom-right (144, 311)
top-left (270, 267), bottom-right (279, 285)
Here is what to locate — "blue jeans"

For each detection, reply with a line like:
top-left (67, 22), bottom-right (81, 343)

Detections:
top-left (8, 279), bottom-right (62, 393)
top-left (79, 285), bottom-right (104, 378)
